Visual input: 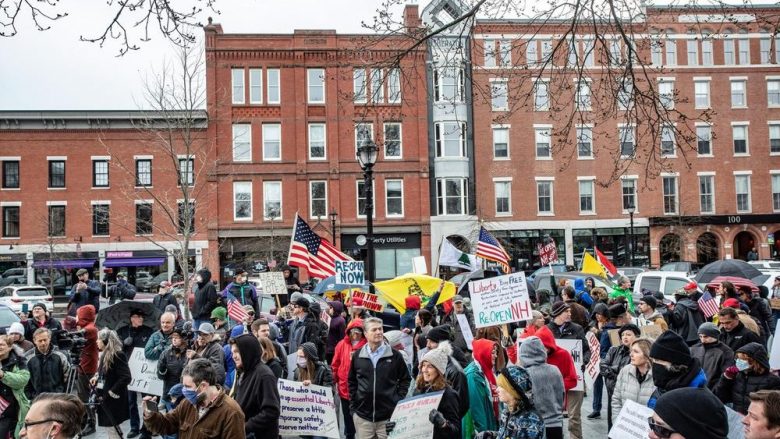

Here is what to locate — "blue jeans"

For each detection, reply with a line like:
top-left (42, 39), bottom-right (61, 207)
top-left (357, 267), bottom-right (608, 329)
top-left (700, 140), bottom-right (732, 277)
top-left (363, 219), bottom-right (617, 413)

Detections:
top-left (128, 391), bottom-right (140, 431)
top-left (592, 374), bottom-right (603, 413)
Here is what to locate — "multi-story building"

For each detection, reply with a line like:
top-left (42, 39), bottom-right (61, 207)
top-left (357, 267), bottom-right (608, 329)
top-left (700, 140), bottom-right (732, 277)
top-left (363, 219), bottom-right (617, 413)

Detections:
top-left (205, 5), bottom-right (433, 281)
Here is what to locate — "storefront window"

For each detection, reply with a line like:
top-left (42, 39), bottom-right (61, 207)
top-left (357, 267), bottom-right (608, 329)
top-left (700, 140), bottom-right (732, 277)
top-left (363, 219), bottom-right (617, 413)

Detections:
top-left (572, 227), bottom-right (650, 268)
top-left (376, 248), bottom-right (420, 279)
top-left (494, 229), bottom-right (566, 271)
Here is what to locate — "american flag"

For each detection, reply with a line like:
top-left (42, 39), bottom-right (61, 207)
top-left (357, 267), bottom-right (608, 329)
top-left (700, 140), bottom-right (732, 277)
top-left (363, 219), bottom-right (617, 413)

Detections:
top-left (288, 214), bottom-right (351, 279)
top-left (226, 292), bottom-right (250, 323)
top-left (698, 290), bottom-right (720, 319)
top-left (476, 227), bottom-right (510, 272)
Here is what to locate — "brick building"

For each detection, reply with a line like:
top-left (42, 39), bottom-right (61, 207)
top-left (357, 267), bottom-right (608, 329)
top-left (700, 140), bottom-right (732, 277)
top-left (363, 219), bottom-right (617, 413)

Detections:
top-left (204, 5), bottom-right (432, 281)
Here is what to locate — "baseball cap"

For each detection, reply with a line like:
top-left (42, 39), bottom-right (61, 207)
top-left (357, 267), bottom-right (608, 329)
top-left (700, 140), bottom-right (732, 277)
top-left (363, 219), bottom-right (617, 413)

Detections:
top-left (196, 323), bottom-right (216, 335)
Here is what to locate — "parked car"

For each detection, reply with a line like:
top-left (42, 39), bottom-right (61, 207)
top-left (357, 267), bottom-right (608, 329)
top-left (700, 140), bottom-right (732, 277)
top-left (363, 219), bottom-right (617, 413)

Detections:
top-left (617, 267), bottom-right (648, 283)
top-left (147, 272), bottom-right (185, 293)
top-left (1, 268), bottom-right (26, 279)
top-left (533, 271), bottom-right (615, 293)
top-left (0, 304), bottom-right (20, 333)
top-left (133, 271), bottom-right (154, 290)
top-left (659, 261), bottom-right (704, 277)
top-left (527, 264), bottom-right (570, 285)
top-left (0, 285), bottom-right (54, 313)
top-left (632, 270), bottom-right (696, 304)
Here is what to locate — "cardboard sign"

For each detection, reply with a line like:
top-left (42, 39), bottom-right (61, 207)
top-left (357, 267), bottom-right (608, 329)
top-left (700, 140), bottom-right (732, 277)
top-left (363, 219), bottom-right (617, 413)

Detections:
top-left (608, 399), bottom-right (653, 439)
top-left (771, 298), bottom-right (780, 310)
top-left (335, 260), bottom-right (365, 286)
top-left (387, 391), bottom-right (444, 439)
top-left (277, 379), bottom-right (339, 438)
top-left (469, 272), bottom-right (533, 328)
top-left (608, 328), bottom-right (621, 347)
top-left (537, 239), bottom-right (558, 265)
top-left (557, 339), bottom-right (584, 391)
top-left (456, 313), bottom-right (474, 350)
top-left (585, 331), bottom-right (601, 381)
top-left (257, 272), bottom-right (287, 295)
top-left (640, 324), bottom-right (664, 340)
top-left (128, 347), bottom-right (164, 396)
top-left (351, 290), bottom-right (384, 312)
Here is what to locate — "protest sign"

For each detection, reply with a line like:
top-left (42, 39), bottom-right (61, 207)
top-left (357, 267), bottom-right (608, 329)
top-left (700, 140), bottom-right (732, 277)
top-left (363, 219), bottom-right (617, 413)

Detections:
top-left (537, 239), bottom-right (558, 265)
top-left (640, 324), bottom-right (664, 340)
top-left (557, 339), bottom-right (584, 391)
top-left (335, 260), bottom-right (366, 286)
top-left (351, 289), bottom-right (384, 312)
top-left (608, 399), bottom-right (653, 439)
top-left (469, 272), bottom-right (533, 328)
top-left (456, 313), bottom-right (474, 350)
top-left (128, 347), bottom-right (163, 396)
top-left (585, 332), bottom-right (601, 381)
top-left (387, 391), bottom-right (444, 439)
top-left (411, 256), bottom-right (427, 274)
top-left (277, 379), bottom-right (340, 438)
top-left (257, 272), bottom-right (287, 295)
top-left (771, 325), bottom-right (780, 370)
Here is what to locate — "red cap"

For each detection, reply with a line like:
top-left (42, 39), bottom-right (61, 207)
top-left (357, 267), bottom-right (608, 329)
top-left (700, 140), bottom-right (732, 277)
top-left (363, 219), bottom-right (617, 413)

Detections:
top-left (684, 281), bottom-right (698, 291)
top-left (351, 296), bottom-right (364, 308)
top-left (722, 298), bottom-right (741, 309)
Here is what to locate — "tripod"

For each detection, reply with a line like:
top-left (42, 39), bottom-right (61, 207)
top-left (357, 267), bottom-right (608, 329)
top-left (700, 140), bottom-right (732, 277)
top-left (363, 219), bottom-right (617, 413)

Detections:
top-left (66, 362), bottom-right (124, 438)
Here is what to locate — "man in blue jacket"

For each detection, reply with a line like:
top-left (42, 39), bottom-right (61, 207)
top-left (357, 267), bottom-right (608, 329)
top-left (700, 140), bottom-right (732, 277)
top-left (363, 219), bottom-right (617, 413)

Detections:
top-left (67, 268), bottom-right (101, 317)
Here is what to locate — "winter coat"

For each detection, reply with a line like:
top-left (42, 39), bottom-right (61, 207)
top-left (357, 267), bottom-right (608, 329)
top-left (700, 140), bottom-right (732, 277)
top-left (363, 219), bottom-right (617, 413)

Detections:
top-left (609, 286), bottom-right (635, 314)
top-left (232, 334), bottom-right (280, 437)
top-left (612, 364), bottom-right (654, 416)
top-left (0, 349), bottom-right (30, 439)
top-left (348, 343), bottom-right (412, 422)
top-left (145, 329), bottom-right (173, 361)
top-left (265, 357), bottom-right (284, 379)
top-left (331, 319), bottom-right (367, 400)
top-left (639, 311), bottom-right (669, 331)
top-left (192, 269), bottom-right (219, 321)
top-left (599, 322), bottom-right (619, 357)
top-left (26, 346), bottom-right (69, 397)
top-left (95, 352), bottom-right (131, 427)
top-left (671, 297), bottom-right (705, 345)
top-left (535, 326), bottom-right (578, 391)
top-left (326, 301), bottom-right (346, 357)
top-left (22, 316), bottom-right (61, 343)
top-left (444, 310), bottom-right (476, 355)
top-left (517, 336), bottom-right (564, 428)
top-left (492, 404), bottom-right (546, 439)
top-left (438, 342), bottom-right (470, 418)
top-left (720, 322), bottom-right (763, 353)
top-left (412, 385), bottom-right (460, 439)
top-left (464, 360), bottom-right (498, 439)
top-left (573, 278), bottom-right (594, 309)
top-left (289, 312), bottom-right (325, 359)
top-left (546, 320), bottom-right (591, 366)
top-left (714, 369), bottom-right (780, 414)
top-left (195, 340), bottom-right (226, 386)
top-left (144, 386), bottom-right (246, 439)
top-left (294, 361), bottom-right (333, 387)
top-left (157, 345), bottom-right (189, 400)
top-left (153, 291), bottom-right (179, 314)
top-left (76, 305), bottom-right (99, 374)
top-left (117, 324), bottom-right (154, 358)
top-left (222, 281), bottom-right (259, 314)
top-left (68, 279), bottom-right (101, 316)
top-left (647, 357), bottom-right (708, 409)
top-left (746, 298), bottom-right (774, 343)
top-left (690, 341), bottom-right (734, 391)
top-left (600, 345), bottom-right (632, 393)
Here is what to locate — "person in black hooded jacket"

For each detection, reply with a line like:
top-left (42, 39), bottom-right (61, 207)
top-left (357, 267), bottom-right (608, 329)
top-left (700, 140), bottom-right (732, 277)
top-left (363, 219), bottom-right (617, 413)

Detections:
top-left (714, 342), bottom-right (780, 414)
top-left (192, 268), bottom-right (219, 330)
top-left (229, 334), bottom-right (280, 438)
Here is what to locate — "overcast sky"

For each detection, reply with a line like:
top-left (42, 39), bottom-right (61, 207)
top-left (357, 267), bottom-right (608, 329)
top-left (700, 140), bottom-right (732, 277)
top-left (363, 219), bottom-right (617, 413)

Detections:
top-left (0, 0), bottom-right (423, 110)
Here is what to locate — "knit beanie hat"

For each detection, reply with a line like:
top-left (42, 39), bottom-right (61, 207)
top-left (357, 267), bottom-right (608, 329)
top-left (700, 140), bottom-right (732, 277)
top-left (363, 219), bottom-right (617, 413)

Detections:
top-left (608, 302), bottom-right (627, 319)
top-left (210, 307), bottom-right (227, 320)
top-left (649, 331), bottom-right (691, 365)
top-left (32, 302), bottom-right (47, 312)
top-left (421, 348), bottom-right (449, 376)
top-left (426, 325), bottom-right (452, 343)
top-left (551, 301), bottom-right (570, 317)
top-left (697, 322), bottom-right (720, 339)
top-left (654, 388), bottom-right (728, 439)
top-left (618, 324), bottom-right (641, 338)
top-left (300, 342), bottom-right (319, 361)
top-left (639, 295), bottom-right (657, 309)
top-left (8, 322), bottom-right (24, 336)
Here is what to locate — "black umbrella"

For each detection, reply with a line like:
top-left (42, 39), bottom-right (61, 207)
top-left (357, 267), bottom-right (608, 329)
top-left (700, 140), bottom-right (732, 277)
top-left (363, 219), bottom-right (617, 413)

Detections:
top-left (96, 300), bottom-right (162, 331)
top-left (694, 259), bottom-right (764, 284)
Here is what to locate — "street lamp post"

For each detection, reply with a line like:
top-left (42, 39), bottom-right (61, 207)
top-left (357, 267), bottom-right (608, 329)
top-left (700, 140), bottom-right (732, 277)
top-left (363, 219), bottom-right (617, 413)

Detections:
top-left (628, 206), bottom-right (635, 266)
top-left (329, 208), bottom-right (338, 243)
top-left (357, 138), bottom-right (379, 294)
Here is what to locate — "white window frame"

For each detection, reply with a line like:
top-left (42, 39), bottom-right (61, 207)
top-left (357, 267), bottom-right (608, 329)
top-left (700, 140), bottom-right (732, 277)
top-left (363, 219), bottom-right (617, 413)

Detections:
top-left (308, 123), bottom-right (327, 161)
top-left (697, 172), bottom-right (716, 214)
top-left (661, 124), bottom-right (676, 157)
top-left (769, 122), bottom-right (780, 155)
top-left (267, 68), bottom-right (281, 104)
top-left (493, 178), bottom-right (512, 216)
top-left (575, 79), bottom-right (591, 111)
top-left (619, 124), bottom-right (636, 158)
top-left (534, 125), bottom-right (552, 160)
top-left (498, 40), bottom-right (512, 67)
top-left (249, 68), bottom-right (263, 104)
top-left (526, 39), bottom-right (538, 65)
top-left (383, 122), bottom-right (403, 160)
top-left (233, 181), bottom-right (253, 221)
top-left (771, 171), bottom-right (780, 212)
top-left (435, 67), bottom-right (464, 103)
top-left (662, 173), bottom-right (679, 215)
top-left (177, 155), bottom-right (194, 187)
top-left (307, 68), bottom-right (325, 104)
top-left (761, 36), bottom-right (772, 64)
top-left (535, 177), bottom-right (554, 216)
top-left (767, 78), bottom-right (780, 107)
top-left (651, 36), bottom-right (663, 66)
top-left (577, 177), bottom-right (596, 215)
top-left (577, 125), bottom-right (593, 159)
top-left (309, 180), bottom-right (328, 219)
top-left (353, 68), bottom-right (367, 103)
top-left (694, 79), bottom-right (710, 109)
top-left (621, 176), bottom-right (638, 213)
top-left (493, 126), bottom-right (510, 159)
top-left (385, 179), bottom-right (404, 218)
top-left (658, 78), bottom-right (675, 110)
top-left (724, 37), bottom-right (736, 65)
top-left (738, 35), bottom-right (750, 65)
top-left (734, 172), bottom-right (752, 213)
top-left (687, 38), bottom-right (699, 66)
top-left (702, 39), bottom-right (713, 65)
top-left (387, 68), bottom-right (401, 103)
top-left (491, 79), bottom-right (508, 111)
top-left (370, 68), bottom-right (384, 103)
top-left (731, 79), bottom-right (747, 108)
top-left (231, 68), bottom-right (245, 104)
top-left (534, 79), bottom-right (549, 111)
top-left (696, 122), bottom-right (713, 157)
top-left (232, 124), bottom-right (252, 162)
top-left (262, 123), bottom-right (282, 161)
top-left (356, 180), bottom-right (376, 219)
top-left (262, 181), bottom-right (282, 220)
top-left (484, 39), bottom-right (496, 67)
top-left (435, 122), bottom-right (466, 158)
top-left (732, 123), bottom-right (750, 156)
top-left (436, 178), bottom-right (467, 216)
top-left (664, 38), bottom-right (677, 66)
top-left (92, 158), bottom-right (109, 188)
top-left (355, 123), bottom-right (374, 154)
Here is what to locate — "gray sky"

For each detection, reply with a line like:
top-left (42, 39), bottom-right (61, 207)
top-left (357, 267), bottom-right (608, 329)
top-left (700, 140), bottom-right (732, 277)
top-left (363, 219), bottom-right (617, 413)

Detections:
top-left (0, 0), bottom-right (421, 110)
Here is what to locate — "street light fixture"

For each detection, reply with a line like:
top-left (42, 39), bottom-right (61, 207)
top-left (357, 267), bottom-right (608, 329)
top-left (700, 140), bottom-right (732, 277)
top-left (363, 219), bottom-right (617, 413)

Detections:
top-left (627, 205), bottom-right (635, 267)
top-left (357, 137), bottom-right (379, 293)
top-left (329, 208), bottom-right (338, 243)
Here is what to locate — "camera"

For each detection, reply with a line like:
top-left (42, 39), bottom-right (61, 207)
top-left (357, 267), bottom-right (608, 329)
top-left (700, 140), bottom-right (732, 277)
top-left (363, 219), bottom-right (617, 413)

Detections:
top-left (54, 329), bottom-right (87, 364)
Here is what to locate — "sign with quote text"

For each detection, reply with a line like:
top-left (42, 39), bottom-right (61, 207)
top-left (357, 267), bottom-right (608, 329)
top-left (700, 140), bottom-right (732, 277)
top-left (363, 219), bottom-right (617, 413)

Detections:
top-left (277, 379), bottom-right (339, 438)
top-left (128, 348), bottom-right (163, 396)
top-left (557, 339), bottom-right (585, 391)
top-left (257, 272), bottom-right (287, 295)
top-left (469, 272), bottom-right (532, 328)
top-left (608, 399), bottom-right (653, 439)
top-left (387, 391), bottom-right (444, 439)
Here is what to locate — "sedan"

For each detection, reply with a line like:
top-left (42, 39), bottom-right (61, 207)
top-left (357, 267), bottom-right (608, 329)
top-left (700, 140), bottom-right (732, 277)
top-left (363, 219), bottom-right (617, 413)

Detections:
top-left (0, 304), bottom-right (20, 333)
top-left (0, 285), bottom-right (54, 313)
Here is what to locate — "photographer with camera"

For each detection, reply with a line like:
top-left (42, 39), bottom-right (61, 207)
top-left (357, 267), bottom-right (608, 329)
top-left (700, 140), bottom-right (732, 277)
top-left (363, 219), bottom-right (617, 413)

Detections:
top-left (19, 393), bottom-right (86, 439)
top-left (67, 269), bottom-right (101, 317)
top-left (26, 328), bottom-right (69, 398)
top-left (186, 324), bottom-right (225, 386)
top-left (144, 313), bottom-right (176, 361)
top-left (89, 329), bottom-right (131, 439)
top-left (117, 310), bottom-right (153, 439)
top-left (153, 281), bottom-right (178, 315)
top-left (0, 333), bottom-right (30, 438)
top-left (157, 327), bottom-right (189, 415)
top-left (74, 305), bottom-right (98, 436)
top-left (22, 303), bottom-right (61, 344)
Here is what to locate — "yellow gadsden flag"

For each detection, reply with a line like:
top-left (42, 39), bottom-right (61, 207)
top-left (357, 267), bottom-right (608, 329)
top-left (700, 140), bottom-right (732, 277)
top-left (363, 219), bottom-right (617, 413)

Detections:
top-left (581, 251), bottom-right (608, 278)
top-left (373, 274), bottom-right (457, 313)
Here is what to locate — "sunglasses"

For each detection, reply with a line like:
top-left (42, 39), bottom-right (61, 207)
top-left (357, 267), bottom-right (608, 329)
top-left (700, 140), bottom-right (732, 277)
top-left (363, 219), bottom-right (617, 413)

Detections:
top-left (648, 416), bottom-right (676, 438)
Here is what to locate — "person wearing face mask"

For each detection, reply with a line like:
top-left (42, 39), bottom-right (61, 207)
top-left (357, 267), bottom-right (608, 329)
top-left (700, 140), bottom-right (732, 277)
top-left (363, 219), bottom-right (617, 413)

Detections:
top-left (229, 334), bottom-right (279, 438)
top-left (221, 270), bottom-right (258, 315)
top-left (331, 319), bottom-right (366, 439)
top-left (18, 393), bottom-right (86, 439)
top-left (647, 331), bottom-right (707, 409)
top-left (649, 387), bottom-right (728, 439)
top-left (191, 268), bottom-right (218, 331)
top-left (143, 359), bottom-right (246, 439)
top-left (690, 322), bottom-right (735, 391)
top-left (714, 342), bottom-right (780, 414)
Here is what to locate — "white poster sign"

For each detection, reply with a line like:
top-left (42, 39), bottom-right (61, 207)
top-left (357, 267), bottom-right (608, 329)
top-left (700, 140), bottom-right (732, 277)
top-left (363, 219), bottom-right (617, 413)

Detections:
top-left (585, 332), bottom-right (601, 382)
top-left (411, 256), bottom-right (427, 274)
top-left (456, 313), bottom-right (474, 350)
top-left (468, 272), bottom-right (533, 328)
top-left (608, 399), bottom-right (653, 439)
top-left (335, 260), bottom-right (366, 286)
top-left (128, 347), bottom-right (164, 396)
top-left (556, 339), bottom-right (584, 391)
top-left (387, 391), bottom-right (444, 439)
top-left (277, 379), bottom-right (340, 438)
top-left (257, 272), bottom-right (287, 295)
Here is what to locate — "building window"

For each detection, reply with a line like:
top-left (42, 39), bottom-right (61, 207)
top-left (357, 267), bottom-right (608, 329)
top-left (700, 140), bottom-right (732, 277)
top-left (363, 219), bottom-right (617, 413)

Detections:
top-left (434, 67), bottom-right (464, 102)
top-left (355, 123), bottom-right (373, 153)
top-left (386, 179), bottom-right (404, 217)
top-left (651, 37), bottom-right (663, 65)
top-left (308, 123), bottom-right (326, 160)
top-left (536, 181), bottom-right (553, 215)
top-left (770, 125), bottom-right (780, 154)
top-left (307, 68), bottom-right (325, 104)
top-left (526, 39), bottom-right (537, 65)
top-left (577, 126), bottom-right (593, 158)
top-left (267, 69), bottom-right (280, 104)
top-left (617, 79), bottom-right (633, 110)
top-left (535, 127), bottom-right (551, 159)
top-left (491, 80), bottom-right (508, 111)
top-left (135, 159), bottom-right (152, 187)
top-left (575, 80), bottom-right (591, 110)
top-left (699, 175), bottom-right (715, 214)
top-left (567, 38), bottom-right (578, 67)
top-left (232, 124), bottom-right (251, 162)
top-left (48, 160), bottom-right (65, 188)
top-left (263, 182), bottom-right (282, 220)
top-left (659, 79), bottom-right (674, 110)
top-left (178, 157), bottom-right (194, 186)
top-left (262, 123), bottom-right (281, 161)
top-left (735, 174), bottom-right (751, 213)
top-left (662, 176), bottom-right (678, 214)
top-left (436, 178), bottom-right (467, 215)
top-left (760, 36), bottom-right (771, 63)
top-left (582, 38), bottom-right (594, 66)
top-left (495, 181), bottom-right (511, 215)
top-left (661, 125), bottom-right (675, 156)
top-left (697, 125), bottom-right (712, 155)
top-left (92, 204), bottom-right (109, 236)
top-left (665, 39), bottom-right (677, 66)
top-left (772, 174), bottom-right (780, 211)
top-left (702, 39), bottom-right (713, 65)
top-left (48, 205), bottom-right (65, 237)
top-left (534, 80), bottom-right (549, 111)
top-left (2, 161), bottom-right (19, 189)
top-left (388, 68), bottom-right (401, 103)
top-left (383, 123), bottom-right (402, 159)
top-left (135, 203), bottom-right (153, 235)
top-left (177, 201), bottom-right (195, 234)
top-left (619, 125), bottom-right (635, 157)
top-left (249, 68), bottom-right (263, 104)
top-left (435, 122), bottom-right (466, 157)
top-left (731, 80), bottom-right (746, 107)
top-left (694, 80), bottom-right (710, 108)
top-left (738, 35), bottom-right (750, 65)
top-left (309, 180), bottom-right (327, 219)
top-left (498, 40), bottom-right (512, 67)
top-left (609, 39), bottom-right (623, 66)
top-left (483, 39), bottom-right (496, 67)
top-left (493, 127), bottom-right (509, 158)
top-left (768, 80), bottom-right (780, 106)
top-left (541, 40), bottom-right (552, 62)
top-left (356, 180), bottom-right (375, 218)
top-left (233, 181), bottom-right (252, 221)
top-left (353, 68), bottom-right (367, 103)
top-left (622, 178), bottom-right (637, 211)
top-left (687, 38), bottom-right (699, 65)
top-left (231, 68), bottom-right (244, 104)
top-left (579, 180), bottom-right (594, 214)
top-left (2, 206), bottom-right (19, 238)
top-left (92, 160), bottom-right (109, 188)
top-left (733, 125), bottom-right (749, 155)
top-left (370, 68), bottom-right (384, 103)
top-left (724, 38), bottom-right (735, 65)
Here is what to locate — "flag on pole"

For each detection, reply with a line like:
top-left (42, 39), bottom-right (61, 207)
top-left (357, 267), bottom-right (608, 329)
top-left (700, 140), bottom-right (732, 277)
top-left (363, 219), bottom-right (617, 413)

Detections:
top-left (226, 292), bottom-right (250, 323)
top-left (698, 290), bottom-right (720, 318)
top-left (581, 252), bottom-right (608, 278)
top-left (288, 214), bottom-right (352, 279)
top-left (595, 248), bottom-right (618, 276)
top-left (439, 239), bottom-right (478, 271)
top-left (476, 227), bottom-right (510, 272)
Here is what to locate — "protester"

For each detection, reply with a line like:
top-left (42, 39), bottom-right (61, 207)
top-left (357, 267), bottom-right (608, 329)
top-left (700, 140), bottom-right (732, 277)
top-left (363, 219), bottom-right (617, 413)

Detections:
top-left (22, 303), bottom-right (61, 343)
top-left (325, 301), bottom-right (346, 364)
top-left (20, 393), bottom-right (86, 439)
top-left (210, 307), bottom-right (229, 339)
top-left (637, 295), bottom-right (668, 330)
top-left (384, 330), bottom-right (412, 371)
top-left (463, 339), bottom-right (499, 439)
top-left (116, 309), bottom-right (153, 439)
top-left (157, 326), bottom-right (189, 413)
top-left (743, 390), bottom-right (780, 439)
top-left (295, 341), bottom-right (333, 390)
top-left (67, 268), bottom-right (101, 317)
top-left (75, 304), bottom-right (98, 436)
top-left (186, 323), bottom-right (226, 385)
top-left (26, 328), bottom-right (68, 398)
top-left (192, 268), bottom-right (219, 330)
top-left (647, 331), bottom-right (707, 408)
top-left (424, 325), bottom-right (469, 417)
top-left (110, 273), bottom-right (137, 304)
top-left (714, 342), bottom-right (780, 414)
top-left (609, 276), bottom-right (635, 314)
top-left (288, 297), bottom-right (325, 358)
top-left (561, 287), bottom-right (589, 328)
top-left (475, 326), bottom-right (508, 371)
top-left (348, 317), bottom-right (411, 439)
top-left (670, 284), bottom-right (705, 346)
top-left (91, 329), bottom-right (131, 438)
top-left (400, 295), bottom-right (420, 334)
top-left (653, 291), bottom-right (673, 326)
top-left (252, 318), bottom-right (287, 371)
top-left (0, 333), bottom-right (30, 438)
top-left (720, 306), bottom-right (763, 352)
top-left (331, 319), bottom-right (366, 439)
top-left (145, 312), bottom-right (176, 361)
top-left (517, 335), bottom-right (564, 439)
top-left (222, 270), bottom-right (259, 314)
top-left (611, 338), bottom-right (654, 418)
top-left (740, 285), bottom-right (774, 346)
top-left (473, 366), bottom-right (545, 439)
top-left (229, 334), bottom-right (280, 438)
top-left (650, 387), bottom-right (728, 439)
top-left (572, 278), bottom-right (594, 309)
top-left (600, 324), bottom-right (640, 429)
top-left (144, 359), bottom-right (246, 438)
top-left (8, 322), bottom-right (33, 353)
top-left (152, 280), bottom-right (178, 314)
top-left (531, 325), bottom-right (578, 438)
top-left (257, 337), bottom-right (284, 379)
top-left (587, 302), bottom-right (609, 420)
top-left (690, 322), bottom-right (734, 391)
top-left (442, 295), bottom-right (476, 362)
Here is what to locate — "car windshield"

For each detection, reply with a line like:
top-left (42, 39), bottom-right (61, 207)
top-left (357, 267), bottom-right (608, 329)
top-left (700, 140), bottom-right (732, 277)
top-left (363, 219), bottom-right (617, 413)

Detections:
top-left (17, 288), bottom-right (49, 297)
top-left (0, 308), bottom-right (19, 327)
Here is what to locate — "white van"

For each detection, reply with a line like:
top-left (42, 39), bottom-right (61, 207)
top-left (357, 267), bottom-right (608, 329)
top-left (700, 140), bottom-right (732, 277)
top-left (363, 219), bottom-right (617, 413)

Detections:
top-left (632, 270), bottom-right (695, 303)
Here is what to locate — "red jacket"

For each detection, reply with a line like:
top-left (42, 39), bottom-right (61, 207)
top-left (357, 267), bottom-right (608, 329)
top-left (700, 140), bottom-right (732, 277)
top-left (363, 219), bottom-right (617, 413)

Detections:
top-left (534, 325), bottom-right (578, 391)
top-left (76, 305), bottom-right (99, 374)
top-left (331, 319), bottom-right (367, 399)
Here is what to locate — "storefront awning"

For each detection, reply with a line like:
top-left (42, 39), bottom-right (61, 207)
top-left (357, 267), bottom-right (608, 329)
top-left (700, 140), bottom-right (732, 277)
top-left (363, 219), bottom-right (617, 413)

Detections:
top-left (32, 259), bottom-right (96, 269)
top-left (104, 257), bottom-right (165, 267)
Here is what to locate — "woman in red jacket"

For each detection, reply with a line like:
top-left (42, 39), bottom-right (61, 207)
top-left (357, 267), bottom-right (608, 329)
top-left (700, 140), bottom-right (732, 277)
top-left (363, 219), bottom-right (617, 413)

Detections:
top-left (532, 325), bottom-right (578, 391)
top-left (331, 319), bottom-right (366, 439)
